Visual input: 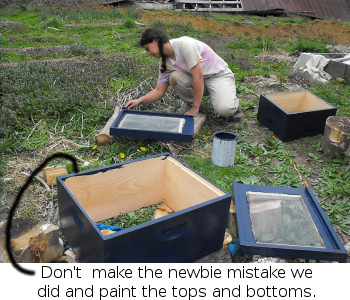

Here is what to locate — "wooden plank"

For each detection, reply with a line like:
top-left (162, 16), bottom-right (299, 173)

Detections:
top-left (175, 0), bottom-right (243, 11)
top-left (241, 0), bottom-right (350, 21)
top-left (176, 0), bottom-right (242, 4)
top-left (44, 165), bottom-right (68, 186)
top-left (176, 8), bottom-right (243, 11)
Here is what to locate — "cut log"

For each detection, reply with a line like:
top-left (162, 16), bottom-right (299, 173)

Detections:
top-left (194, 112), bottom-right (206, 134)
top-left (95, 106), bottom-right (121, 145)
top-left (0, 219), bottom-right (64, 263)
top-left (44, 165), bottom-right (68, 186)
top-left (0, 221), bottom-right (9, 263)
top-left (322, 116), bottom-right (350, 158)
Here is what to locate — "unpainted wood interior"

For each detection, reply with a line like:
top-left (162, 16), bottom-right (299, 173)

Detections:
top-left (267, 91), bottom-right (333, 113)
top-left (64, 157), bottom-right (165, 222)
top-left (163, 157), bottom-right (225, 211)
top-left (64, 156), bottom-right (225, 222)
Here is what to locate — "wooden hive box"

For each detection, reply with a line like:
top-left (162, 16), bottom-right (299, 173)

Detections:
top-left (110, 109), bottom-right (194, 142)
top-left (57, 153), bottom-right (231, 262)
top-left (233, 182), bottom-right (347, 262)
top-left (257, 90), bottom-right (337, 142)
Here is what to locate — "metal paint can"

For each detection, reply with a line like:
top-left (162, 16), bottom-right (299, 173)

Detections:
top-left (211, 131), bottom-right (238, 167)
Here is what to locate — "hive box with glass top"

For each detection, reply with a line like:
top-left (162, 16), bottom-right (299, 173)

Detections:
top-left (110, 108), bottom-right (194, 142)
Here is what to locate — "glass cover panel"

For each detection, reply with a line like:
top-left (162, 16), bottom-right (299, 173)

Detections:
top-left (246, 192), bottom-right (325, 248)
top-left (118, 114), bottom-right (185, 133)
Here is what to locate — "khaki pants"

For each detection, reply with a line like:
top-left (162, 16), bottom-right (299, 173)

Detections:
top-left (169, 67), bottom-right (239, 118)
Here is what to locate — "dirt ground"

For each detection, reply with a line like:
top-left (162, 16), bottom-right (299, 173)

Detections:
top-left (139, 10), bottom-right (350, 45)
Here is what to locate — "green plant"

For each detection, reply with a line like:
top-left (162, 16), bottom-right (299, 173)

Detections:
top-left (69, 44), bottom-right (88, 56)
top-left (43, 17), bottom-right (65, 30)
top-left (17, 204), bottom-right (36, 218)
top-left (254, 37), bottom-right (276, 52)
top-left (123, 18), bottom-right (136, 29)
top-left (287, 39), bottom-right (329, 55)
top-left (100, 203), bottom-right (160, 229)
top-left (0, 201), bottom-right (6, 213)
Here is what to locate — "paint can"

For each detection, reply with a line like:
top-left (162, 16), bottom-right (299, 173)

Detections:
top-left (211, 131), bottom-right (238, 167)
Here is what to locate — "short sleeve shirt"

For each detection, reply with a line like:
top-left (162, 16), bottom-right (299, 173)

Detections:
top-left (157, 36), bottom-right (228, 84)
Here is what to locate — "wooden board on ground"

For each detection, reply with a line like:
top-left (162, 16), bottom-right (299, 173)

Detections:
top-left (44, 165), bottom-right (68, 186)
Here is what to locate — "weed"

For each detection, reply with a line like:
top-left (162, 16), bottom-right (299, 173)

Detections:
top-left (312, 84), bottom-right (350, 116)
top-left (43, 17), bottom-right (65, 30)
top-left (123, 18), bottom-right (136, 29)
top-left (254, 37), bottom-right (276, 52)
top-left (69, 44), bottom-right (88, 56)
top-left (100, 203), bottom-right (159, 229)
top-left (286, 39), bottom-right (329, 55)
top-left (0, 201), bottom-right (6, 213)
top-left (123, 8), bottom-right (141, 20)
top-left (109, 76), bottom-right (136, 92)
top-left (0, 52), bottom-right (25, 63)
top-left (17, 204), bottom-right (36, 218)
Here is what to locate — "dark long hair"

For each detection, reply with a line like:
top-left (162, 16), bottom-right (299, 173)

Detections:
top-left (140, 28), bottom-right (169, 73)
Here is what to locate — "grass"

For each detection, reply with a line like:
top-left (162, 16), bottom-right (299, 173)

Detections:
top-left (100, 203), bottom-right (160, 229)
top-left (286, 38), bottom-right (330, 55)
top-left (207, 12), bottom-right (311, 26)
top-left (1, 4), bottom-right (349, 247)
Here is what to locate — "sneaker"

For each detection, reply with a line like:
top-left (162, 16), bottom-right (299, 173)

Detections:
top-left (228, 106), bottom-right (243, 122)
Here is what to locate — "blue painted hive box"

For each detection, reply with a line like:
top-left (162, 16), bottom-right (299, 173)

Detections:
top-left (233, 182), bottom-right (347, 262)
top-left (257, 90), bottom-right (337, 142)
top-left (57, 153), bottom-right (231, 262)
top-left (110, 109), bottom-right (194, 142)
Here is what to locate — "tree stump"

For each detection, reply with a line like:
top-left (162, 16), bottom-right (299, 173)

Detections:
top-left (0, 218), bottom-right (64, 263)
top-left (322, 116), bottom-right (350, 158)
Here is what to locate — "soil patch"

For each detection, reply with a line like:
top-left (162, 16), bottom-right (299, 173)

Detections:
top-left (139, 11), bottom-right (350, 45)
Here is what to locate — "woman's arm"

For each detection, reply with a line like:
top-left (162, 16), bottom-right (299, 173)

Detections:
top-left (185, 62), bottom-right (204, 116)
top-left (125, 83), bottom-right (168, 109)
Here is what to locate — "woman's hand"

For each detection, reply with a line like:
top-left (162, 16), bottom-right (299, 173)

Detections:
top-left (185, 106), bottom-right (199, 117)
top-left (125, 99), bottom-right (141, 109)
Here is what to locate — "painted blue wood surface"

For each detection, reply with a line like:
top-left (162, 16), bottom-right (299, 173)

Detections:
top-left (233, 181), bottom-right (347, 262)
top-left (257, 90), bottom-right (337, 142)
top-left (110, 109), bottom-right (194, 142)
